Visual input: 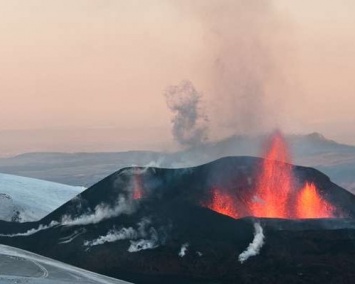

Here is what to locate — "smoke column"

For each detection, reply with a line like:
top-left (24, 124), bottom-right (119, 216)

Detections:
top-left (165, 80), bottom-right (209, 148)
top-left (174, 0), bottom-right (293, 137)
top-left (238, 222), bottom-right (265, 263)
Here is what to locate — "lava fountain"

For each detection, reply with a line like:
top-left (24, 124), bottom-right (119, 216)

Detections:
top-left (204, 130), bottom-right (336, 219)
top-left (296, 182), bottom-right (334, 218)
top-left (208, 187), bottom-right (239, 219)
top-left (251, 131), bottom-right (293, 218)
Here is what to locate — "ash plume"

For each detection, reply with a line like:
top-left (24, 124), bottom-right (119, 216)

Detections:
top-left (165, 80), bottom-right (209, 148)
top-left (174, 0), bottom-right (293, 137)
top-left (238, 222), bottom-right (265, 263)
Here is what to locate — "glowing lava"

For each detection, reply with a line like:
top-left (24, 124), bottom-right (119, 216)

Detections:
top-left (251, 131), bottom-right (293, 218)
top-left (296, 182), bottom-right (334, 218)
top-left (207, 187), bottom-right (239, 219)
top-left (204, 130), bottom-right (338, 219)
top-left (132, 171), bottom-right (143, 200)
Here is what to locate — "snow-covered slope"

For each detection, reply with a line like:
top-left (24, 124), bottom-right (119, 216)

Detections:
top-left (0, 173), bottom-right (85, 222)
top-left (0, 244), bottom-right (130, 283)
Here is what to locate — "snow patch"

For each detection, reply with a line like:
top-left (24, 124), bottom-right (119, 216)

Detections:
top-left (0, 173), bottom-right (84, 222)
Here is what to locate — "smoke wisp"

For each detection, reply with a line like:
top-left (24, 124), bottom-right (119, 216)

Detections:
top-left (238, 222), bottom-right (265, 263)
top-left (165, 80), bottom-right (209, 148)
top-left (0, 221), bottom-right (59, 237)
top-left (128, 227), bottom-right (159, 252)
top-left (178, 242), bottom-right (189, 257)
top-left (84, 227), bottom-right (137, 247)
top-left (1, 194), bottom-right (138, 239)
top-left (61, 195), bottom-right (136, 226)
top-left (85, 218), bottom-right (167, 253)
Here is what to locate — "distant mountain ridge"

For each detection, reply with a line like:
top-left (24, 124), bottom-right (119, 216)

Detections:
top-left (0, 132), bottom-right (354, 193)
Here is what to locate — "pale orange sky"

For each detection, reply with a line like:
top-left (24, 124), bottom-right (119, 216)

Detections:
top-left (0, 0), bottom-right (355, 155)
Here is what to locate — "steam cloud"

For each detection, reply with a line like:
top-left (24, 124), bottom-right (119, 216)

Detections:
top-left (84, 218), bottom-right (150, 247)
top-left (129, 159), bottom-right (164, 175)
top-left (128, 228), bottom-right (159, 252)
top-left (85, 218), bottom-right (166, 253)
top-left (1, 196), bottom-right (137, 238)
top-left (85, 227), bottom-right (137, 247)
top-left (61, 195), bottom-right (136, 226)
top-left (238, 222), bottom-right (265, 263)
top-left (0, 221), bottom-right (59, 237)
top-left (165, 80), bottom-right (209, 147)
top-left (178, 243), bottom-right (189, 257)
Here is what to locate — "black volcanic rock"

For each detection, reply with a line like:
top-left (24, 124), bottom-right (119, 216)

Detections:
top-left (40, 156), bottom-right (354, 223)
top-left (0, 156), bottom-right (355, 284)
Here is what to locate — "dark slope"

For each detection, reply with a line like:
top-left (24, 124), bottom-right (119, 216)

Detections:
top-left (43, 156), bottom-right (259, 223)
top-left (0, 157), bottom-right (355, 283)
top-left (41, 156), bottom-right (355, 223)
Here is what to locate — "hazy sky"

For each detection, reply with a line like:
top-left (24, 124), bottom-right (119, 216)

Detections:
top-left (1, 0), bottom-right (355, 155)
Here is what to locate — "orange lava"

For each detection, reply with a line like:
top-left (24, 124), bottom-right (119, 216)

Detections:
top-left (251, 131), bottom-right (293, 218)
top-left (207, 187), bottom-right (239, 219)
top-left (133, 172), bottom-right (143, 200)
top-left (203, 130), bottom-right (337, 220)
top-left (296, 182), bottom-right (334, 218)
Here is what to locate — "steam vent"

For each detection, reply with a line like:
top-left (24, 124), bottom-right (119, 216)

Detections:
top-left (0, 131), bottom-right (355, 284)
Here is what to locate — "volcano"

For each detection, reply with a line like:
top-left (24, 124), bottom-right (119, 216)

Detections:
top-left (0, 151), bottom-right (355, 283)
